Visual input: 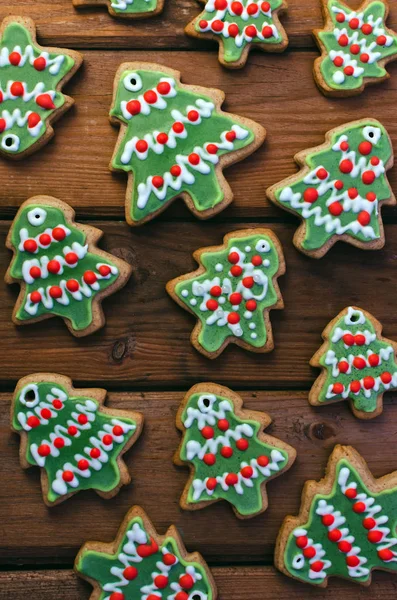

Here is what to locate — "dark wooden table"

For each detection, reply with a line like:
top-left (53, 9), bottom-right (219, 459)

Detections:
top-left (1, 0), bottom-right (397, 597)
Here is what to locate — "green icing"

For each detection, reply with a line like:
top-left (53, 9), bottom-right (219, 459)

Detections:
top-left (108, 0), bottom-right (158, 14)
top-left (110, 68), bottom-right (255, 224)
top-left (318, 1), bottom-right (397, 92)
top-left (273, 120), bottom-right (393, 253)
top-left (9, 203), bottom-right (121, 332)
top-left (316, 307), bottom-right (397, 414)
top-left (179, 391), bottom-right (289, 517)
top-left (173, 233), bottom-right (281, 355)
top-left (284, 458), bottom-right (397, 585)
top-left (193, 0), bottom-right (285, 65)
top-left (76, 515), bottom-right (213, 599)
top-left (12, 380), bottom-right (138, 504)
top-left (0, 21), bottom-right (76, 155)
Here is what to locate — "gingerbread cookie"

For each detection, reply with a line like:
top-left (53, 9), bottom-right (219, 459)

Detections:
top-left (185, 0), bottom-right (288, 69)
top-left (275, 445), bottom-right (397, 587)
top-left (174, 383), bottom-right (296, 519)
top-left (267, 119), bottom-right (395, 258)
top-left (309, 306), bottom-right (397, 420)
top-left (73, 0), bottom-right (164, 19)
top-left (75, 505), bottom-right (217, 599)
top-left (109, 63), bottom-right (265, 226)
top-left (5, 196), bottom-right (132, 337)
top-left (313, 1), bottom-right (397, 97)
top-left (0, 16), bottom-right (82, 158)
top-left (12, 373), bottom-right (143, 506)
top-left (166, 229), bottom-right (285, 359)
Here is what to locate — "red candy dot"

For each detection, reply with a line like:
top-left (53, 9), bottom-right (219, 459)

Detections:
top-left (228, 24), bottom-right (239, 37)
top-left (175, 594), bottom-right (189, 600)
top-left (368, 530), bottom-right (383, 544)
top-left (218, 419), bottom-right (229, 431)
top-left (336, 12), bottom-right (345, 23)
top-left (154, 575), bottom-right (168, 589)
top-left (363, 376), bottom-right (375, 390)
top-left (225, 473), bottom-right (238, 486)
top-left (11, 81), bottom-right (24, 96)
top-left (38, 444), bottom-right (51, 457)
top-left (362, 171), bottom-right (376, 185)
top-left (333, 56), bottom-right (344, 67)
top-left (350, 44), bottom-right (360, 55)
top-left (345, 488), bottom-right (357, 499)
top-left (113, 425), bottom-right (124, 436)
top-left (332, 383), bottom-right (344, 395)
top-left (251, 255), bottom-right (263, 266)
top-left (27, 415), bottom-right (40, 428)
top-left (344, 66), bottom-right (354, 76)
top-left (206, 478), bottom-right (217, 491)
top-left (9, 51), bottom-right (21, 65)
top-left (228, 312), bottom-right (240, 325)
top-left (67, 280), bottom-right (79, 292)
top-left (24, 239), bottom-right (38, 253)
top-left (354, 334), bottom-right (366, 345)
top-left (199, 20), bottom-right (208, 29)
top-left (349, 17), bottom-right (359, 29)
top-left (39, 233), bottom-right (51, 246)
top-left (361, 53), bottom-right (370, 63)
top-left (242, 276), bottom-right (254, 288)
top-left (187, 110), bottom-right (199, 122)
top-left (78, 459), bottom-right (89, 471)
top-left (241, 466), bottom-right (254, 478)
top-left (303, 188), bottom-right (319, 203)
top-left (34, 57), bottom-right (46, 71)
top-left (377, 35), bottom-right (387, 46)
top-left (144, 90), bottom-right (158, 104)
top-left (371, 156), bottom-right (380, 166)
top-left (78, 414), bottom-right (88, 425)
top-left (202, 426), bottom-right (214, 439)
top-left (353, 501), bottom-right (366, 513)
top-left (170, 165), bottom-right (182, 177)
top-left (90, 448), bottom-right (101, 458)
top-left (179, 574), bottom-right (194, 590)
top-left (262, 24), bottom-right (274, 37)
top-left (346, 555), bottom-right (360, 568)
top-left (353, 357), bottom-right (366, 370)
top-left (229, 292), bottom-right (243, 305)
top-left (221, 446), bottom-right (233, 458)
top-left (348, 188), bottom-right (358, 199)
top-left (358, 210), bottom-right (371, 226)
top-left (83, 271), bottom-right (97, 285)
top-left (188, 153), bottom-right (200, 165)
top-left (310, 561), bottom-right (324, 573)
top-left (362, 23), bottom-right (373, 35)
top-left (173, 122), bottom-right (184, 133)
top-left (62, 470), bottom-right (74, 483)
top-left (363, 517), bottom-right (376, 530)
top-left (226, 130), bottom-right (236, 142)
top-left (343, 333), bottom-right (355, 346)
top-left (366, 192), bottom-right (377, 202)
top-left (47, 260), bottom-right (61, 275)
top-left (210, 285), bottom-right (222, 297)
top-left (36, 93), bottom-right (55, 109)
top-left (65, 252), bottom-right (78, 265)
top-left (231, 265), bottom-right (243, 277)
top-left (110, 594), bottom-right (124, 600)
top-left (296, 535), bottom-right (308, 549)
top-left (29, 266), bottom-right (41, 279)
top-left (215, 0), bottom-right (227, 8)
top-left (317, 168), bottom-right (329, 180)
top-left (246, 300), bottom-right (257, 311)
top-left (99, 265), bottom-right (112, 277)
top-left (28, 112), bottom-right (41, 128)
top-left (381, 372), bottom-right (392, 384)
top-left (322, 514), bottom-right (335, 527)
top-left (228, 251), bottom-right (240, 264)
top-left (103, 434), bottom-right (113, 445)
top-left (340, 159), bottom-right (353, 174)
top-left (378, 548), bottom-right (394, 562)
top-left (247, 3), bottom-right (258, 14)
top-left (329, 202), bottom-right (343, 216)
top-left (204, 453), bottom-right (216, 466)
top-left (212, 19), bottom-right (224, 32)
top-left (359, 141), bottom-right (373, 155)
top-left (262, 1), bottom-right (271, 11)
top-left (350, 380), bottom-right (361, 393)
top-left (136, 139), bottom-right (148, 153)
top-left (123, 566), bottom-right (138, 580)
top-left (206, 299), bottom-right (218, 311)
top-left (335, 180), bottom-right (344, 190)
top-left (157, 81), bottom-right (171, 95)
top-left (68, 425), bottom-right (78, 436)
top-left (303, 546), bottom-right (316, 559)
top-left (54, 437), bottom-right (65, 449)
top-left (52, 227), bottom-right (66, 241)
top-left (257, 455), bottom-right (269, 467)
top-left (207, 144), bottom-right (218, 155)
top-left (163, 554), bottom-right (176, 565)
top-left (157, 132), bottom-right (168, 145)
top-left (237, 439), bottom-right (249, 451)
top-left (126, 100), bottom-right (141, 116)
top-left (338, 34), bottom-right (349, 46)
top-left (231, 1), bottom-right (243, 15)
top-left (338, 541), bottom-right (352, 553)
top-left (152, 175), bottom-right (164, 188)
top-left (338, 361), bottom-right (349, 373)
top-left (328, 529), bottom-right (342, 543)
top-left (340, 141), bottom-right (349, 151)
top-left (52, 399), bottom-right (63, 410)
top-left (50, 286), bottom-right (62, 299)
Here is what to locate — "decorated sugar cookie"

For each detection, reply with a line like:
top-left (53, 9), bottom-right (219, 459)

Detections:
top-left (5, 196), bottom-right (132, 337)
top-left (12, 374), bottom-right (143, 506)
top-left (185, 0), bottom-right (288, 69)
top-left (175, 383), bottom-right (296, 519)
top-left (0, 16), bottom-right (82, 158)
top-left (73, 0), bottom-right (164, 19)
top-left (166, 229), bottom-right (285, 359)
top-left (275, 445), bottom-right (397, 587)
top-left (109, 63), bottom-right (265, 226)
top-left (309, 306), bottom-right (397, 419)
top-left (313, 1), bottom-right (397, 97)
top-left (75, 505), bottom-right (217, 599)
top-left (267, 119), bottom-right (395, 258)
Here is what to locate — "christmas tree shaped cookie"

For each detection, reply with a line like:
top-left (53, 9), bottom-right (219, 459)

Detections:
top-left (185, 0), bottom-right (288, 69)
top-left (0, 16), bottom-right (82, 158)
top-left (267, 119), bottom-right (395, 258)
top-left (275, 445), bottom-right (397, 587)
top-left (166, 229), bottom-right (285, 359)
top-left (314, 0), bottom-right (397, 97)
top-left (5, 196), bottom-right (132, 337)
top-left (75, 506), bottom-right (217, 599)
top-left (175, 383), bottom-right (296, 519)
top-left (12, 374), bottom-right (143, 506)
top-left (309, 306), bottom-right (397, 419)
top-left (73, 0), bottom-right (164, 19)
top-left (110, 63), bottom-right (265, 226)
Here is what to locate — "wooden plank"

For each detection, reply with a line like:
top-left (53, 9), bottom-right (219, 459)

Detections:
top-left (1, 390), bottom-right (396, 564)
top-left (1, 567), bottom-right (396, 598)
top-left (1, 49), bottom-right (397, 220)
top-left (3, 0), bottom-right (397, 49)
top-left (2, 220), bottom-right (397, 388)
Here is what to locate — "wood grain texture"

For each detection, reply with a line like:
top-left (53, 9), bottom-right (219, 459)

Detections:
top-left (2, 220), bottom-right (397, 388)
top-left (1, 390), bottom-right (396, 564)
top-left (0, 50), bottom-right (397, 219)
top-left (1, 568), bottom-right (396, 598)
top-left (2, 0), bottom-right (397, 49)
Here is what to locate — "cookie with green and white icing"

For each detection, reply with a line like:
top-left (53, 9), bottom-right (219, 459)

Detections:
top-left (73, 0), bottom-right (164, 19)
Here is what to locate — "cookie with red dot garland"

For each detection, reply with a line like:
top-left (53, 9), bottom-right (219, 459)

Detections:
top-left (185, 0), bottom-right (288, 69)
top-left (309, 306), bottom-right (397, 420)
top-left (75, 505), bottom-right (217, 600)
top-left (166, 228), bottom-right (285, 359)
top-left (73, 0), bottom-right (164, 19)
top-left (266, 119), bottom-right (395, 258)
top-left (275, 445), bottom-right (397, 587)
top-left (12, 373), bottom-right (143, 506)
top-left (5, 196), bottom-right (132, 337)
top-left (313, 0), bottom-right (397, 97)
top-left (0, 16), bottom-right (82, 158)
top-left (174, 383), bottom-right (296, 519)
top-left (109, 63), bottom-right (265, 225)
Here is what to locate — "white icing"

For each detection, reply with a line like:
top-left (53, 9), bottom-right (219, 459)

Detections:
top-left (27, 207), bottom-right (47, 226)
top-left (120, 77), bottom-right (176, 120)
top-left (0, 44), bottom-right (65, 74)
